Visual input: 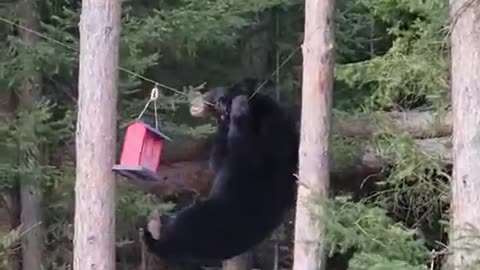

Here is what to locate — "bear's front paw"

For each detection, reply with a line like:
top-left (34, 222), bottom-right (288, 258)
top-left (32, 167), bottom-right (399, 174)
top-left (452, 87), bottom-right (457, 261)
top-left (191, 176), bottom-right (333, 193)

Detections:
top-left (144, 209), bottom-right (162, 240)
top-left (230, 95), bottom-right (250, 118)
top-left (215, 96), bottom-right (230, 119)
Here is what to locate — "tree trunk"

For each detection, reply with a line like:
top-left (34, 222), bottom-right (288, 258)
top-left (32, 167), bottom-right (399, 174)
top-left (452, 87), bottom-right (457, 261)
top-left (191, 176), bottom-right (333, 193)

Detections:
top-left (116, 137), bottom-right (451, 198)
top-left (16, 0), bottom-right (45, 269)
top-left (73, 0), bottom-right (121, 269)
top-left (161, 109), bottom-right (453, 163)
top-left (0, 74), bottom-right (21, 270)
top-left (60, 109), bottom-right (452, 169)
top-left (449, 0), bottom-right (480, 268)
top-left (292, 0), bottom-right (336, 269)
top-left (331, 110), bottom-right (451, 139)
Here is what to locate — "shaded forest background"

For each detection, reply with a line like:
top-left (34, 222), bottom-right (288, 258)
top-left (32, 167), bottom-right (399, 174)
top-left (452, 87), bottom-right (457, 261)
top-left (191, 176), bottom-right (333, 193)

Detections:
top-left (0, 0), bottom-right (452, 269)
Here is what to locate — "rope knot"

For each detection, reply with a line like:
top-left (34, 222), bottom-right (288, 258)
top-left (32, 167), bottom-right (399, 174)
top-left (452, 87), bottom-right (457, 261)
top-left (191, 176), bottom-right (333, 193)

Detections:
top-left (150, 84), bottom-right (159, 101)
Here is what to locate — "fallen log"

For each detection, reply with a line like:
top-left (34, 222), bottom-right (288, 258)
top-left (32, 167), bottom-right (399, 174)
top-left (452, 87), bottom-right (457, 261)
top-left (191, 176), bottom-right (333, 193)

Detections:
top-left (163, 110), bottom-right (452, 162)
top-left (161, 139), bottom-right (211, 164)
top-left (62, 110), bottom-right (452, 167)
top-left (284, 107), bottom-right (452, 138)
top-left (332, 110), bottom-right (452, 139)
top-left (118, 161), bottom-right (214, 196)
top-left (112, 109), bottom-right (453, 196)
top-left (119, 137), bottom-right (451, 197)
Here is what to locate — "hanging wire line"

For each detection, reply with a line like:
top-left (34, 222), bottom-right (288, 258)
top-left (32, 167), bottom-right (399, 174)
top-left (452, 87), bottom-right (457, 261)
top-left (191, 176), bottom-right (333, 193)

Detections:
top-left (248, 46), bottom-right (300, 100)
top-left (248, 24), bottom-right (324, 100)
top-left (0, 16), bottom-right (187, 97)
top-left (0, 16), bottom-right (180, 140)
top-left (0, 15), bottom-right (323, 103)
top-left (136, 84), bottom-right (173, 141)
top-left (136, 84), bottom-right (159, 123)
top-left (118, 67), bottom-right (186, 96)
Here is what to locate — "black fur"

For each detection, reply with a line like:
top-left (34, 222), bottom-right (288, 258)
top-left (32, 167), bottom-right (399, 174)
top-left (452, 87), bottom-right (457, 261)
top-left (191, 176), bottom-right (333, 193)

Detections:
top-left (143, 79), bottom-right (298, 263)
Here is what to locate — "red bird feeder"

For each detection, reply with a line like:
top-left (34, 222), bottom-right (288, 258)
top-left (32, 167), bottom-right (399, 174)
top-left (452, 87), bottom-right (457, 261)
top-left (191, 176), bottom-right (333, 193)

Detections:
top-left (113, 120), bottom-right (169, 182)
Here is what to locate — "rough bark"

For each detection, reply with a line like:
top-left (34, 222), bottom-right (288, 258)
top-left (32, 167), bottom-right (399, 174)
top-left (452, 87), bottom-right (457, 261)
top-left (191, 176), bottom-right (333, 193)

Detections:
top-left (449, 0), bottom-right (480, 268)
top-left (292, 0), bottom-right (335, 269)
top-left (73, 0), bottom-right (121, 269)
top-left (332, 110), bottom-right (451, 139)
top-left (162, 109), bottom-right (453, 162)
top-left (0, 166), bottom-right (19, 261)
top-left (118, 137), bottom-right (451, 197)
top-left (190, 108), bottom-right (452, 150)
top-left (16, 0), bottom-right (45, 268)
top-left (0, 89), bottom-right (21, 270)
top-left (276, 106), bottom-right (451, 139)
top-left (118, 109), bottom-right (453, 196)
top-left (120, 160), bottom-right (214, 196)
top-left (60, 109), bottom-right (452, 169)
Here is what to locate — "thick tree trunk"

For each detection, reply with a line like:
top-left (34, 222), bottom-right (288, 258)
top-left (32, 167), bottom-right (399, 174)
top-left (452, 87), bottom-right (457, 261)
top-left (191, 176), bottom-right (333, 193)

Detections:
top-left (19, 184), bottom-right (43, 270)
top-left (292, 0), bottom-right (335, 269)
top-left (73, 0), bottom-right (121, 269)
top-left (16, 0), bottom-right (45, 269)
top-left (449, 0), bottom-right (480, 268)
top-left (122, 160), bottom-right (214, 196)
top-left (0, 81), bottom-right (21, 270)
top-left (61, 109), bottom-right (450, 168)
top-left (60, 109), bottom-right (452, 173)
top-left (119, 137), bottom-right (451, 197)
top-left (331, 110), bottom-right (451, 139)
top-left (162, 109), bottom-right (452, 163)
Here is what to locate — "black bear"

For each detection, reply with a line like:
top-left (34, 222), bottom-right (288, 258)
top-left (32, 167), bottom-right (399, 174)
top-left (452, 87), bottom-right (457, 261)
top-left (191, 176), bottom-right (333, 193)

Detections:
top-left (143, 79), bottom-right (299, 264)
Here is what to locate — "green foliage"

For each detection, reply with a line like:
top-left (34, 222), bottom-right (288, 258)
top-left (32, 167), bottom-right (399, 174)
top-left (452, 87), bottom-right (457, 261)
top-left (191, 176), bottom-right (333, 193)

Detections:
top-left (369, 127), bottom-right (449, 235)
top-left (0, 100), bottom-right (73, 184)
top-left (124, 0), bottom-right (298, 57)
top-left (0, 0), bottom-right (455, 268)
top-left (0, 228), bottom-right (20, 268)
top-left (331, 135), bottom-right (360, 171)
top-left (116, 185), bottom-right (175, 235)
top-left (2, 1), bottom-right (305, 268)
top-left (335, 0), bottom-right (390, 64)
top-left (349, 253), bottom-right (428, 270)
top-left (324, 197), bottom-right (430, 270)
top-left (332, 1), bottom-right (451, 261)
top-left (336, 0), bottom-right (449, 111)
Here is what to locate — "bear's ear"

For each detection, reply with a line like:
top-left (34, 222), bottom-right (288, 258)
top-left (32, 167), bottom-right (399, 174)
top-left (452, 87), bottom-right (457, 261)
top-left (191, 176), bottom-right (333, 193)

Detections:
top-left (233, 77), bottom-right (275, 96)
top-left (229, 77), bottom-right (258, 96)
top-left (203, 86), bottom-right (229, 103)
top-left (240, 77), bottom-right (259, 92)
